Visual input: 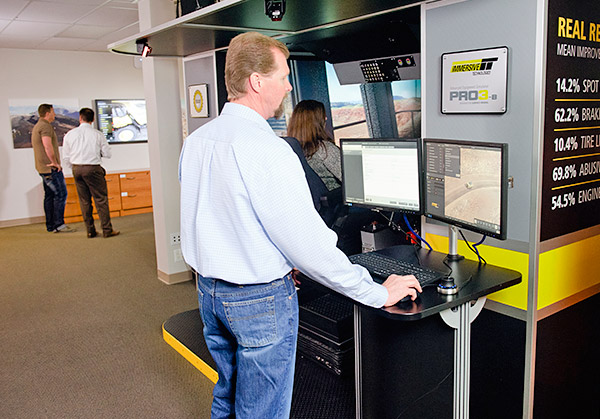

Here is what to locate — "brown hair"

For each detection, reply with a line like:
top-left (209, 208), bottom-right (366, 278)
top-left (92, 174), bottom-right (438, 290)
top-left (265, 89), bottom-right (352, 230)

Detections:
top-left (287, 100), bottom-right (333, 158)
top-left (225, 32), bottom-right (290, 101)
top-left (38, 104), bottom-right (53, 118)
top-left (79, 107), bottom-right (95, 123)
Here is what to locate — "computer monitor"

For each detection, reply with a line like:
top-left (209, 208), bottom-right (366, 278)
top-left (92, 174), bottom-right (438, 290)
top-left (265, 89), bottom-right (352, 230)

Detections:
top-left (94, 99), bottom-right (148, 144)
top-left (340, 138), bottom-right (422, 214)
top-left (423, 138), bottom-right (508, 240)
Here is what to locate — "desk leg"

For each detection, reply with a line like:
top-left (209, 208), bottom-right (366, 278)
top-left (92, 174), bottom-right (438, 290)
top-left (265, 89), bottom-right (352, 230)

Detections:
top-left (440, 297), bottom-right (486, 419)
top-left (354, 304), bottom-right (362, 419)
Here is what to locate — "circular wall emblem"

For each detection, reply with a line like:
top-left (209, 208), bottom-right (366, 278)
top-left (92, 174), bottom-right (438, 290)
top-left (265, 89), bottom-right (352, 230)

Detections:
top-left (193, 89), bottom-right (204, 113)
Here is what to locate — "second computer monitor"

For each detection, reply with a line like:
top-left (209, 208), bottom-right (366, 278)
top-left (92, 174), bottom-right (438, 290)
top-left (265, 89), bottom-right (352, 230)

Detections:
top-left (423, 138), bottom-right (508, 240)
top-left (340, 138), bottom-right (421, 214)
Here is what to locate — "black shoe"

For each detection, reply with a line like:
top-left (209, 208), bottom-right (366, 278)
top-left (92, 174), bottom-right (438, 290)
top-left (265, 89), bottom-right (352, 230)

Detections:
top-left (103, 230), bottom-right (120, 238)
top-left (87, 231), bottom-right (97, 238)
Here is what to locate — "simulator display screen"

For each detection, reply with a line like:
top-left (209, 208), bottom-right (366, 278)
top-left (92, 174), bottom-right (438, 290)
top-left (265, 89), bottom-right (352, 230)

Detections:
top-left (424, 140), bottom-right (505, 237)
top-left (94, 99), bottom-right (148, 143)
top-left (341, 139), bottom-right (421, 214)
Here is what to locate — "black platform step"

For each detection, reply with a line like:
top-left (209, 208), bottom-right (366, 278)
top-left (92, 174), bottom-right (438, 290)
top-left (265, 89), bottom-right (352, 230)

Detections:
top-left (163, 309), bottom-right (355, 419)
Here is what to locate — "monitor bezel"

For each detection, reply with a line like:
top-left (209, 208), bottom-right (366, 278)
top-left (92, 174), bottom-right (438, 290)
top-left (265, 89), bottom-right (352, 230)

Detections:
top-left (422, 138), bottom-right (508, 240)
top-left (340, 137), bottom-right (423, 215)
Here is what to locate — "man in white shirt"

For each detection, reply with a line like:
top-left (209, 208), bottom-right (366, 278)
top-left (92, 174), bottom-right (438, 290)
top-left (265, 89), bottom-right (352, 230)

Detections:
top-left (62, 108), bottom-right (119, 238)
top-left (179, 32), bottom-right (421, 419)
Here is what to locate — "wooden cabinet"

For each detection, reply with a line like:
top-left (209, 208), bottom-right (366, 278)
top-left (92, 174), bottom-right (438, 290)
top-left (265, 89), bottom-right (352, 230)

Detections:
top-left (64, 177), bottom-right (82, 218)
top-left (119, 171), bottom-right (152, 213)
top-left (106, 174), bottom-right (122, 211)
top-left (64, 170), bottom-right (152, 223)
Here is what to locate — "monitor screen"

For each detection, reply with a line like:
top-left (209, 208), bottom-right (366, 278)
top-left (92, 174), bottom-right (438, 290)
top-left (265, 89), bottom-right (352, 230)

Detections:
top-left (340, 138), bottom-right (421, 214)
top-left (423, 138), bottom-right (508, 239)
top-left (94, 99), bottom-right (148, 144)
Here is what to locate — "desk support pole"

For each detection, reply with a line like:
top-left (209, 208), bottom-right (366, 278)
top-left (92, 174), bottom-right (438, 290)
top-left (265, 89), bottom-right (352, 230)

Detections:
top-left (455, 302), bottom-right (471, 419)
top-left (354, 305), bottom-right (362, 419)
top-left (440, 297), bottom-right (486, 419)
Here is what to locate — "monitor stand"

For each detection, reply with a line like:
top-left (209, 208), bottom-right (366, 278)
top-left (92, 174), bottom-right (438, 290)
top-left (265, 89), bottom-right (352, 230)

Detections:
top-left (437, 225), bottom-right (463, 295)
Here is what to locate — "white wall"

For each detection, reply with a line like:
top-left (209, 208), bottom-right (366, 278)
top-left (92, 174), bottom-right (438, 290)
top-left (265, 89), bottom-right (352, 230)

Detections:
top-left (0, 48), bottom-right (149, 224)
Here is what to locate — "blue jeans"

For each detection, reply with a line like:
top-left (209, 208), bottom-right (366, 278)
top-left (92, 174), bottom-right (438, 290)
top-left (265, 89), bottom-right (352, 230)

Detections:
top-left (197, 272), bottom-right (299, 419)
top-left (40, 169), bottom-right (67, 231)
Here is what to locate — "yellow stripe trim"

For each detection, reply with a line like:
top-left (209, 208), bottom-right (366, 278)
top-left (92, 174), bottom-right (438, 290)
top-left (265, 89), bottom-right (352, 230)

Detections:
top-left (555, 98), bottom-right (600, 101)
top-left (538, 235), bottom-right (600, 309)
top-left (551, 177), bottom-right (600, 190)
top-left (554, 125), bottom-right (600, 132)
top-left (553, 152), bottom-right (600, 161)
top-left (425, 233), bottom-right (528, 310)
top-left (162, 323), bottom-right (219, 384)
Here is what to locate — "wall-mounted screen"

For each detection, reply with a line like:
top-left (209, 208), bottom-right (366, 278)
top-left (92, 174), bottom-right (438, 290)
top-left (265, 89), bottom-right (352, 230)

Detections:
top-left (340, 138), bottom-right (422, 214)
top-left (94, 99), bottom-right (148, 144)
top-left (423, 138), bottom-right (508, 239)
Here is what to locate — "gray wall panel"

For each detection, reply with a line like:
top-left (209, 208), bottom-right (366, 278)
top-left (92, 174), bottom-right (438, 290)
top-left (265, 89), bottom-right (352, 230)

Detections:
top-left (425, 0), bottom-right (538, 243)
top-left (184, 55), bottom-right (218, 134)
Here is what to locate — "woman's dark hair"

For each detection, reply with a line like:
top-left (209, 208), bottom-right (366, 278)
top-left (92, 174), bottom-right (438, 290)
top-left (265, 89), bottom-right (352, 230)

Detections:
top-left (287, 100), bottom-right (333, 158)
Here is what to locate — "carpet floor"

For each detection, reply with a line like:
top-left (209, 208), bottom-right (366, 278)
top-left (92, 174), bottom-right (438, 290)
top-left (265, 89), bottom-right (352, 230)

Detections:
top-left (0, 213), bottom-right (214, 419)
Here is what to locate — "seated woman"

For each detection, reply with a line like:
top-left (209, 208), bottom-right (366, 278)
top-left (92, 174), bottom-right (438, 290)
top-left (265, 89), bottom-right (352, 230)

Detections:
top-left (287, 100), bottom-right (342, 191)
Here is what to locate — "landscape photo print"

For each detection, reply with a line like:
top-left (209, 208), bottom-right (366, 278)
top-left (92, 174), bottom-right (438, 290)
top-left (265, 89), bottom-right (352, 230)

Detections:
top-left (9, 99), bottom-right (79, 149)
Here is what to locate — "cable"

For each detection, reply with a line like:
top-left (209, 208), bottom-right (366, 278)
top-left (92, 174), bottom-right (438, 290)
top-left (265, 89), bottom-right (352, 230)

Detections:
top-left (458, 230), bottom-right (487, 264)
top-left (403, 214), bottom-right (433, 251)
top-left (472, 235), bottom-right (486, 264)
top-left (375, 210), bottom-right (409, 237)
top-left (441, 257), bottom-right (454, 279)
top-left (394, 369), bottom-right (453, 419)
top-left (373, 210), bottom-right (432, 252)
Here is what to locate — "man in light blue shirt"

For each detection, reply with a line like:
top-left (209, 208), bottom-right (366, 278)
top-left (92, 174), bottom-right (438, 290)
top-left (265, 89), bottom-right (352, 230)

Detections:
top-left (179, 32), bottom-right (421, 419)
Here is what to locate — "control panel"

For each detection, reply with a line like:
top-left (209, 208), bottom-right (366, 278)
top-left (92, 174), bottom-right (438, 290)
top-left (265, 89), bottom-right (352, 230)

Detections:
top-left (359, 55), bottom-right (416, 82)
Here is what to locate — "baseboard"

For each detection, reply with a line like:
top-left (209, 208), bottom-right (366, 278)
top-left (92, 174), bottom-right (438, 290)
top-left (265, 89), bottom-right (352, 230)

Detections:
top-left (158, 269), bottom-right (193, 284)
top-left (537, 283), bottom-right (600, 321)
top-left (0, 216), bottom-right (45, 228)
top-left (484, 299), bottom-right (527, 321)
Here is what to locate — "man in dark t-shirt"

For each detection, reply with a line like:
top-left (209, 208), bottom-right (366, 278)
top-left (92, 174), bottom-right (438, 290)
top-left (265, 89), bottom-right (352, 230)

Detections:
top-left (31, 103), bottom-right (74, 233)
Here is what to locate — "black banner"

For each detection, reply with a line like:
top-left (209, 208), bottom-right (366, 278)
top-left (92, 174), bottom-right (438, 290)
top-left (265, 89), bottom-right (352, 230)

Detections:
top-left (541, 0), bottom-right (600, 241)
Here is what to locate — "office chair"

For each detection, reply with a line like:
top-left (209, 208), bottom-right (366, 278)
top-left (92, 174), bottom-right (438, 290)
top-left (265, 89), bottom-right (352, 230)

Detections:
top-left (281, 137), bottom-right (329, 212)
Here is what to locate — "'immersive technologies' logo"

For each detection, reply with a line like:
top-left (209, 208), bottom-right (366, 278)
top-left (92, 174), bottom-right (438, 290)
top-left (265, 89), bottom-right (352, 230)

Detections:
top-left (450, 57), bottom-right (498, 74)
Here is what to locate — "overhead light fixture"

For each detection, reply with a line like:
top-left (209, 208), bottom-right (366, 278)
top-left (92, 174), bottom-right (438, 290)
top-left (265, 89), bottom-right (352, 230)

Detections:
top-left (265, 0), bottom-right (285, 21)
top-left (141, 44), bottom-right (152, 58)
top-left (136, 39), bottom-right (152, 58)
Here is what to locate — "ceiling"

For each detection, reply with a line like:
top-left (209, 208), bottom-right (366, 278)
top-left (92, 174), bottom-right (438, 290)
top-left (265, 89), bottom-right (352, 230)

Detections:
top-left (0, 0), bottom-right (141, 52)
top-left (109, 0), bottom-right (421, 59)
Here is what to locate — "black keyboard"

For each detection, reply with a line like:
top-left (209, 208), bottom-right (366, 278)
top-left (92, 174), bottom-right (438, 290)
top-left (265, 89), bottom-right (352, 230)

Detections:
top-left (349, 252), bottom-right (445, 287)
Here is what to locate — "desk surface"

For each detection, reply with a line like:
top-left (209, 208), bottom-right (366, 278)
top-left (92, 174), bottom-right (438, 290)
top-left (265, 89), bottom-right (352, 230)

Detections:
top-left (364, 245), bottom-right (522, 321)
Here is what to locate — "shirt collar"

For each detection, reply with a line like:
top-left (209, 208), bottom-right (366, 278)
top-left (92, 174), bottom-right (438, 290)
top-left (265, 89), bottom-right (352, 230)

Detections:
top-left (221, 102), bottom-right (274, 134)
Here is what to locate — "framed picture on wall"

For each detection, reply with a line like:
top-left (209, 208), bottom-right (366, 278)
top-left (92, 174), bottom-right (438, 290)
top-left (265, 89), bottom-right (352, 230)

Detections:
top-left (441, 46), bottom-right (508, 114)
top-left (9, 98), bottom-right (79, 148)
top-left (188, 84), bottom-right (209, 118)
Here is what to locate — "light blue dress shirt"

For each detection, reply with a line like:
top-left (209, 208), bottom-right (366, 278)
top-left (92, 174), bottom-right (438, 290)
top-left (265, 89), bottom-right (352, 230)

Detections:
top-left (179, 103), bottom-right (388, 308)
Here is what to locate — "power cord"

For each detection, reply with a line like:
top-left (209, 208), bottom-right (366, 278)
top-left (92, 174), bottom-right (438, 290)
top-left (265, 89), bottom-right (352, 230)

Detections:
top-left (394, 368), bottom-right (453, 419)
top-left (374, 210), bottom-right (432, 250)
top-left (458, 230), bottom-right (487, 264)
top-left (403, 214), bottom-right (433, 251)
